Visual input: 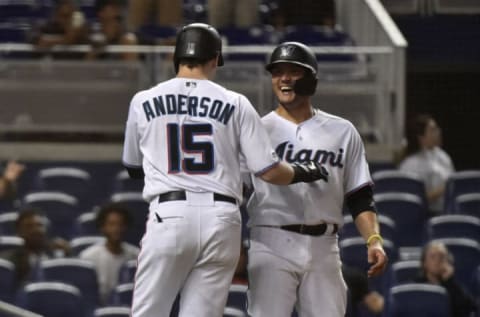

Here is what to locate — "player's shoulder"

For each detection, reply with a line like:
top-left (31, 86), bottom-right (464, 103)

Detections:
top-left (314, 109), bottom-right (356, 130)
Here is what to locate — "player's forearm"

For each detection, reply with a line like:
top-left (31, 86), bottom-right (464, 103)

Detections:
top-left (259, 161), bottom-right (294, 185)
top-left (354, 211), bottom-right (381, 242)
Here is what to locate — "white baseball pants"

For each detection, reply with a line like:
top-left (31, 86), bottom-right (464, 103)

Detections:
top-left (247, 226), bottom-right (347, 317)
top-left (131, 193), bottom-right (241, 317)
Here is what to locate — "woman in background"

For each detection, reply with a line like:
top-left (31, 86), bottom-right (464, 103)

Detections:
top-left (399, 114), bottom-right (454, 214)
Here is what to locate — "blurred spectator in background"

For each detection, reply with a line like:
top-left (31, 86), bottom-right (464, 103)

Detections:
top-left (32, 0), bottom-right (89, 59)
top-left (399, 114), bottom-right (454, 214)
top-left (80, 203), bottom-right (139, 305)
top-left (86, 0), bottom-right (138, 61)
top-left (271, 0), bottom-right (337, 29)
top-left (208, 0), bottom-right (260, 29)
top-left (414, 241), bottom-right (476, 317)
top-left (0, 160), bottom-right (25, 202)
top-left (232, 241), bottom-right (248, 285)
top-left (0, 208), bottom-right (71, 289)
top-left (127, 0), bottom-right (183, 31)
top-left (342, 265), bottom-right (384, 317)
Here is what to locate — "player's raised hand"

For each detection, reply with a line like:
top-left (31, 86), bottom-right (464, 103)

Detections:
top-left (290, 161), bottom-right (329, 184)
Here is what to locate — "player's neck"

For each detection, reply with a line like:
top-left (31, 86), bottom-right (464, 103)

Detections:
top-left (177, 65), bottom-right (214, 80)
top-left (276, 104), bottom-right (314, 124)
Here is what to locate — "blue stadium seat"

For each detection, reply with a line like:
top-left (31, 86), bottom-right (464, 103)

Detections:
top-left (94, 306), bottom-right (131, 317)
top-left (455, 193), bottom-right (480, 218)
top-left (110, 282), bottom-right (134, 306)
top-left (0, 235), bottom-right (24, 252)
top-left (17, 281), bottom-right (84, 317)
top-left (113, 170), bottom-right (144, 193)
top-left (22, 191), bottom-right (80, 239)
top-left (135, 24), bottom-right (178, 45)
top-left (434, 238), bottom-right (480, 294)
top-left (340, 214), bottom-right (397, 245)
top-left (226, 284), bottom-right (247, 313)
top-left (40, 258), bottom-right (99, 315)
top-left (0, 1), bottom-right (51, 23)
top-left (374, 192), bottom-right (427, 247)
top-left (35, 167), bottom-right (94, 210)
top-left (110, 192), bottom-right (149, 246)
top-left (427, 214), bottom-right (480, 241)
top-left (282, 25), bottom-right (357, 62)
top-left (389, 260), bottom-right (420, 286)
top-left (70, 236), bottom-right (105, 256)
top-left (220, 25), bottom-right (275, 61)
top-left (0, 212), bottom-right (19, 236)
top-left (372, 170), bottom-right (428, 207)
top-left (444, 170), bottom-right (480, 213)
top-left (0, 23), bottom-right (29, 43)
top-left (183, 0), bottom-right (207, 24)
top-left (73, 210), bottom-right (100, 237)
top-left (387, 283), bottom-right (450, 317)
top-left (340, 237), bottom-right (397, 294)
top-left (118, 259), bottom-right (137, 284)
top-left (0, 258), bottom-right (16, 303)
top-left (76, 0), bottom-right (97, 21)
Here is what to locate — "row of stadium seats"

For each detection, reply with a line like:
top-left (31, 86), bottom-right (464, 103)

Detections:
top-left (1, 244), bottom-right (478, 317)
top-left (1, 166), bottom-right (479, 243)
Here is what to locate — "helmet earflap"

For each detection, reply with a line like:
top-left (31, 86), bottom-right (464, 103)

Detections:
top-left (294, 73), bottom-right (318, 96)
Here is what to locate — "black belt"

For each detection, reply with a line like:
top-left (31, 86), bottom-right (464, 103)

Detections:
top-left (258, 223), bottom-right (338, 236)
top-left (158, 191), bottom-right (237, 205)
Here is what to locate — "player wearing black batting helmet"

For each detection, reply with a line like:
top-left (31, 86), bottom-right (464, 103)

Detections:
top-left (265, 41), bottom-right (318, 96)
top-left (173, 22), bottom-right (224, 73)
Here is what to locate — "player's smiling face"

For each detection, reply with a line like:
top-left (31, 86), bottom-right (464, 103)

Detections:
top-left (271, 63), bottom-right (308, 108)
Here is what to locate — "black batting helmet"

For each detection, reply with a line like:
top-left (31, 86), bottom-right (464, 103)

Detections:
top-left (266, 42), bottom-right (318, 96)
top-left (173, 23), bottom-right (224, 73)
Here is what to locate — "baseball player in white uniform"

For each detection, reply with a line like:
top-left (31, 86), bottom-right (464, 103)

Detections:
top-left (245, 42), bottom-right (388, 317)
top-left (121, 25), bottom-right (328, 317)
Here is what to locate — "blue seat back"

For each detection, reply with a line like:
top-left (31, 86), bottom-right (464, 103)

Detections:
top-left (17, 282), bottom-right (84, 317)
top-left (387, 283), bottom-right (450, 317)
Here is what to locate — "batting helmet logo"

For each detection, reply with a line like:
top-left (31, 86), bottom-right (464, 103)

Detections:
top-left (280, 45), bottom-right (295, 58)
top-left (186, 42), bottom-right (196, 55)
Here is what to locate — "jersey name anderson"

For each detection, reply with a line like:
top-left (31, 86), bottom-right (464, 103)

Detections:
top-left (141, 94), bottom-right (235, 125)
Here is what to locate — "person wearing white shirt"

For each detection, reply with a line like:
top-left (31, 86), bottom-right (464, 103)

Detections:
top-left (399, 114), bottom-right (455, 213)
top-left (80, 203), bottom-right (139, 304)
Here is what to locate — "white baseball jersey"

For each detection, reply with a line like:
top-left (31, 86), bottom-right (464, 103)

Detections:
top-left (247, 108), bottom-right (372, 226)
top-left (122, 77), bottom-right (280, 202)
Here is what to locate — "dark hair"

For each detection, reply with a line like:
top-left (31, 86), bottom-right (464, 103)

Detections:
top-left (404, 113), bottom-right (435, 156)
top-left (15, 208), bottom-right (46, 231)
top-left (95, 202), bottom-right (133, 229)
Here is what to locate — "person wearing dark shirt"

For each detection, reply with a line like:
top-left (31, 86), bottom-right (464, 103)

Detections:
top-left (86, 0), bottom-right (138, 61)
top-left (342, 265), bottom-right (384, 317)
top-left (32, 0), bottom-right (89, 59)
top-left (0, 209), bottom-right (71, 289)
top-left (414, 241), bottom-right (477, 317)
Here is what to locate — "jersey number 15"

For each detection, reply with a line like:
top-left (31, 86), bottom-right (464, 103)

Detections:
top-left (167, 123), bottom-right (214, 173)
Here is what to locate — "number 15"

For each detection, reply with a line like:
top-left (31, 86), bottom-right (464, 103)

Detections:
top-left (167, 123), bottom-right (214, 174)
